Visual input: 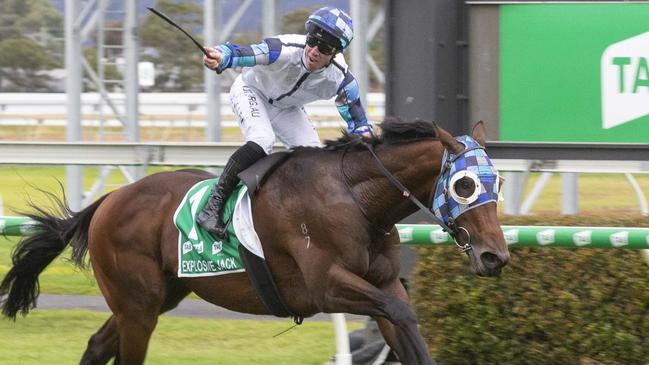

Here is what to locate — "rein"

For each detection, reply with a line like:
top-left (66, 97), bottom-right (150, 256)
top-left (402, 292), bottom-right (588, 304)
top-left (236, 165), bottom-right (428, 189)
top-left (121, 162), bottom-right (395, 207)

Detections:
top-left (340, 141), bottom-right (472, 252)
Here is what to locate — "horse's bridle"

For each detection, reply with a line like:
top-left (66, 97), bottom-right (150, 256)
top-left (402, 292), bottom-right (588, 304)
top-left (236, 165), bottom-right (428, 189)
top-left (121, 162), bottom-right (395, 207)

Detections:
top-left (341, 141), bottom-right (472, 252)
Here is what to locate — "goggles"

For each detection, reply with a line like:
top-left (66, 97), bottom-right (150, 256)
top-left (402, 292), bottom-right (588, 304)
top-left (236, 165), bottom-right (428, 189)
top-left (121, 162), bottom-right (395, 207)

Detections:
top-left (306, 34), bottom-right (339, 56)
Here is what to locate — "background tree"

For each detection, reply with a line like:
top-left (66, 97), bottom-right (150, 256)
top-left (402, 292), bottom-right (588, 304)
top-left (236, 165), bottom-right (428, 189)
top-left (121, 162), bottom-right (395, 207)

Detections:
top-left (0, 38), bottom-right (59, 91)
top-left (280, 7), bottom-right (315, 34)
top-left (140, 0), bottom-right (204, 91)
top-left (0, 0), bottom-right (63, 91)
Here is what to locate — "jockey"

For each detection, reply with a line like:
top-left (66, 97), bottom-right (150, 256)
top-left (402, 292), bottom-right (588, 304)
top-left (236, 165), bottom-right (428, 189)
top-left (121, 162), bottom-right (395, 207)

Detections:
top-left (199, 6), bottom-right (374, 237)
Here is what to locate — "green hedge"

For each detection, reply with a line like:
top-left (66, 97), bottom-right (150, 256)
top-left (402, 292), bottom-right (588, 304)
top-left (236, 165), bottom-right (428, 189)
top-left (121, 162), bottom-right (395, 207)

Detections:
top-left (412, 215), bottom-right (649, 365)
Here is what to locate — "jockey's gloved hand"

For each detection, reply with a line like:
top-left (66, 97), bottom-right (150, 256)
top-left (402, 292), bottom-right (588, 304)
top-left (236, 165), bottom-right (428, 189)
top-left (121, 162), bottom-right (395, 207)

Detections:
top-left (353, 124), bottom-right (375, 140)
top-left (203, 47), bottom-right (224, 74)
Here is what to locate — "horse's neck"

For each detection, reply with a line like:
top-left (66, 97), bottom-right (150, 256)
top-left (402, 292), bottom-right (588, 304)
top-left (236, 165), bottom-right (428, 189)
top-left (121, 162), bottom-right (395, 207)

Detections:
top-left (351, 140), bottom-right (443, 228)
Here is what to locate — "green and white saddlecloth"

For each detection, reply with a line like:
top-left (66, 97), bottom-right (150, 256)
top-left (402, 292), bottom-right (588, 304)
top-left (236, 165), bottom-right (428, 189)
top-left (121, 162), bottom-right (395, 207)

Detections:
top-left (173, 179), bottom-right (246, 277)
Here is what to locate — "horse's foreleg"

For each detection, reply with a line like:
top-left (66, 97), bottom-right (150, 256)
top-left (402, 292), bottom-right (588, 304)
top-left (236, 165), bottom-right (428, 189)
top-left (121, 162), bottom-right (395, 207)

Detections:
top-left (321, 265), bottom-right (436, 365)
top-left (372, 278), bottom-right (435, 365)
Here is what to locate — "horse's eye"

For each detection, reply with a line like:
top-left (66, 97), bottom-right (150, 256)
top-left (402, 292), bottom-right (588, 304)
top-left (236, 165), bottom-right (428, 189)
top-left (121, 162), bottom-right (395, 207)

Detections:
top-left (453, 177), bottom-right (476, 198)
top-left (448, 170), bottom-right (481, 205)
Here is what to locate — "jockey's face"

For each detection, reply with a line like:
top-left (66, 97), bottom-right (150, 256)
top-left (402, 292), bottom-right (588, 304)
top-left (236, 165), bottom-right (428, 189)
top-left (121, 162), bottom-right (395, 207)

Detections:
top-left (304, 44), bottom-right (334, 72)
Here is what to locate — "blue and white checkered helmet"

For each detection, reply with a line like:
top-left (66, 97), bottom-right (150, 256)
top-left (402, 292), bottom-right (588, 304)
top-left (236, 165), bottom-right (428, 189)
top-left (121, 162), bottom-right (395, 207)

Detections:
top-left (305, 7), bottom-right (354, 51)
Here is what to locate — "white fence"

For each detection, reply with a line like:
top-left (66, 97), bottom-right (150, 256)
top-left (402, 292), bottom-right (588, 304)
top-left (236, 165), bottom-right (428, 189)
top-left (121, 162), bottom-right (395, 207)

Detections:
top-left (0, 92), bottom-right (386, 128)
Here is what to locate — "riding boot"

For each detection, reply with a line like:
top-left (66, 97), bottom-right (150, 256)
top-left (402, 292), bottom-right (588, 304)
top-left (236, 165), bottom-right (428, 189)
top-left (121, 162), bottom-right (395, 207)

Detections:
top-left (197, 141), bottom-right (267, 237)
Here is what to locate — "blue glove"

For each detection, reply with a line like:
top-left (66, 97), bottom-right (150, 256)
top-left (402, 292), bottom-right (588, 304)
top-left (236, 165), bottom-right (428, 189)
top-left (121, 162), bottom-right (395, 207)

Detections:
top-left (352, 124), bottom-right (375, 138)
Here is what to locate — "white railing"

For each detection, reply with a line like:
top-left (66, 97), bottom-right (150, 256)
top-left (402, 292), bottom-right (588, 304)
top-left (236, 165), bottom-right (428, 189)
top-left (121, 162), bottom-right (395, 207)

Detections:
top-left (0, 92), bottom-right (386, 128)
top-left (2, 141), bottom-right (649, 174)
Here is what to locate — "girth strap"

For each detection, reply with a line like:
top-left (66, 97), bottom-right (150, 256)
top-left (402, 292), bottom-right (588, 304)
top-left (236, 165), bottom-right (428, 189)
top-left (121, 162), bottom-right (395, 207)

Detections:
top-left (238, 244), bottom-right (303, 324)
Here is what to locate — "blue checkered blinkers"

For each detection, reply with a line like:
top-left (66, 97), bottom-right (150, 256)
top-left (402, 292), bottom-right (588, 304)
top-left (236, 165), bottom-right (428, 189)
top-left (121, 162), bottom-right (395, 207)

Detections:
top-left (431, 136), bottom-right (500, 227)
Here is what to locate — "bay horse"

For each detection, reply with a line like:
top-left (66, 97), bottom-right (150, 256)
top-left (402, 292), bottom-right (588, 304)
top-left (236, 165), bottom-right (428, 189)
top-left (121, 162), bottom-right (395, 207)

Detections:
top-left (0, 118), bottom-right (509, 365)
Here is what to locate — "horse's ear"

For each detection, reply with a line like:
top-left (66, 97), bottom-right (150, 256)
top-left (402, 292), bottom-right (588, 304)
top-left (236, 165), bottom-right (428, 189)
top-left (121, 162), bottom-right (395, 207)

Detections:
top-left (435, 123), bottom-right (464, 155)
top-left (471, 121), bottom-right (487, 147)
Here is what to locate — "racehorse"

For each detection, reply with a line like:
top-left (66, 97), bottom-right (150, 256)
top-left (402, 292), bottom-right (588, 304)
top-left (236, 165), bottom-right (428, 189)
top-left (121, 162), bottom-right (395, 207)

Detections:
top-left (0, 118), bottom-right (509, 365)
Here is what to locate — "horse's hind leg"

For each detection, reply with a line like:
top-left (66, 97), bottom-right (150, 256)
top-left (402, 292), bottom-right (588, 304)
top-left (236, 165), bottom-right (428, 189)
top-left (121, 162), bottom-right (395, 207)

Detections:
top-left (80, 315), bottom-right (119, 365)
top-left (89, 240), bottom-right (189, 365)
top-left (80, 276), bottom-right (190, 365)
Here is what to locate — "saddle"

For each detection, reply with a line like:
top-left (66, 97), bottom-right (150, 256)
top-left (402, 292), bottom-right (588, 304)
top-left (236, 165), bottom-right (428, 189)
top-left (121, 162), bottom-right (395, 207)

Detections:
top-left (238, 150), bottom-right (292, 196)
top-left (235, 150), bottom-right (303, 323)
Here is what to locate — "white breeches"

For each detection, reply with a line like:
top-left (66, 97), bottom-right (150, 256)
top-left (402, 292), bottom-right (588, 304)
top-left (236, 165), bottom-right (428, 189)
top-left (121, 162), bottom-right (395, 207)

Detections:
top-left (229, 75), bottom-right (322, 154)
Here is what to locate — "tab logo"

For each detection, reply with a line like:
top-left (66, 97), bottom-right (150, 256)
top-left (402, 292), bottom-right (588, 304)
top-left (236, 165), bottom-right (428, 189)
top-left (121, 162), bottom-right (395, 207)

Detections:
top-left (503, 229), bottom-right (519, 245)
top-left (573, 230), bottom-right (592, 247)
top-left (601, 31), bottom-right (649, 129)
top-left (536, 229), bottom-right (555, 246)
top-left (609, 231), bottom-right (629, 247)
top-left (398, 227), bottom-right (413, 243)
top-left (182, 241), bottom-right (193, 254)
top-left (430, 229), bottom-right (449, 244)
top-left (212, 240), bottom-right (223, 255)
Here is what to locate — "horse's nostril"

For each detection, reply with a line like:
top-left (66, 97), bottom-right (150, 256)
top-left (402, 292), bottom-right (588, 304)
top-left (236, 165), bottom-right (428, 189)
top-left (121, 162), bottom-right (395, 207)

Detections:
top-left (480, 252), bottom-right (503, 270)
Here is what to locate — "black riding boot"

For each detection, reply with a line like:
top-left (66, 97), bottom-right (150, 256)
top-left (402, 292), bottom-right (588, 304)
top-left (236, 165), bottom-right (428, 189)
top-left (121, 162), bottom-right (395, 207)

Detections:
top-left (197, 141), bottom-right (267, 236)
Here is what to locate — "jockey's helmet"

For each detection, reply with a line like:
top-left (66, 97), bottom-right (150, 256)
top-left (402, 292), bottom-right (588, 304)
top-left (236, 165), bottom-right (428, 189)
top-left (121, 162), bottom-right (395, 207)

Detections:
top-left (305, 7), bottom-right (354, 52)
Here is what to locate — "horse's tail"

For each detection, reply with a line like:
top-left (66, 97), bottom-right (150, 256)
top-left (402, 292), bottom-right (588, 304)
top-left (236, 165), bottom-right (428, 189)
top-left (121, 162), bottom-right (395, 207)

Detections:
top-left (0, 191), bottom-right (110, 320)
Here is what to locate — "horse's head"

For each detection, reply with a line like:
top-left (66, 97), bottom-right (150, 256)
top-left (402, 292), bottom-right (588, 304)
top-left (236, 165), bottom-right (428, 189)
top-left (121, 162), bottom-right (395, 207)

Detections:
top-left (433, 122), bottom-right (510, 277)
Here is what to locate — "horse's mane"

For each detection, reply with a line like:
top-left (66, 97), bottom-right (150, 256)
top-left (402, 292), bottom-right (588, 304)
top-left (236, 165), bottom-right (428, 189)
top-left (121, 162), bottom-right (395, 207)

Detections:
top-left (321, 117), bottom-right (438, 151)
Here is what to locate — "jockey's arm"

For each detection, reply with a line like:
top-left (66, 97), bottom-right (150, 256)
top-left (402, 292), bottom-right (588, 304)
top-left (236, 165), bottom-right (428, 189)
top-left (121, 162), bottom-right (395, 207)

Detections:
top-left (335, 72), bottom-right (374, 138)
top-left (203, 38), bottom-right (283, 72)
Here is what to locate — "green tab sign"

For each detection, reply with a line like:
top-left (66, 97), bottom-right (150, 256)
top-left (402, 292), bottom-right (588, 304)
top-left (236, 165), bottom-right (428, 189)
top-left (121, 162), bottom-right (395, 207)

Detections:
top-left (500, 3), bottom-right (649, 142)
